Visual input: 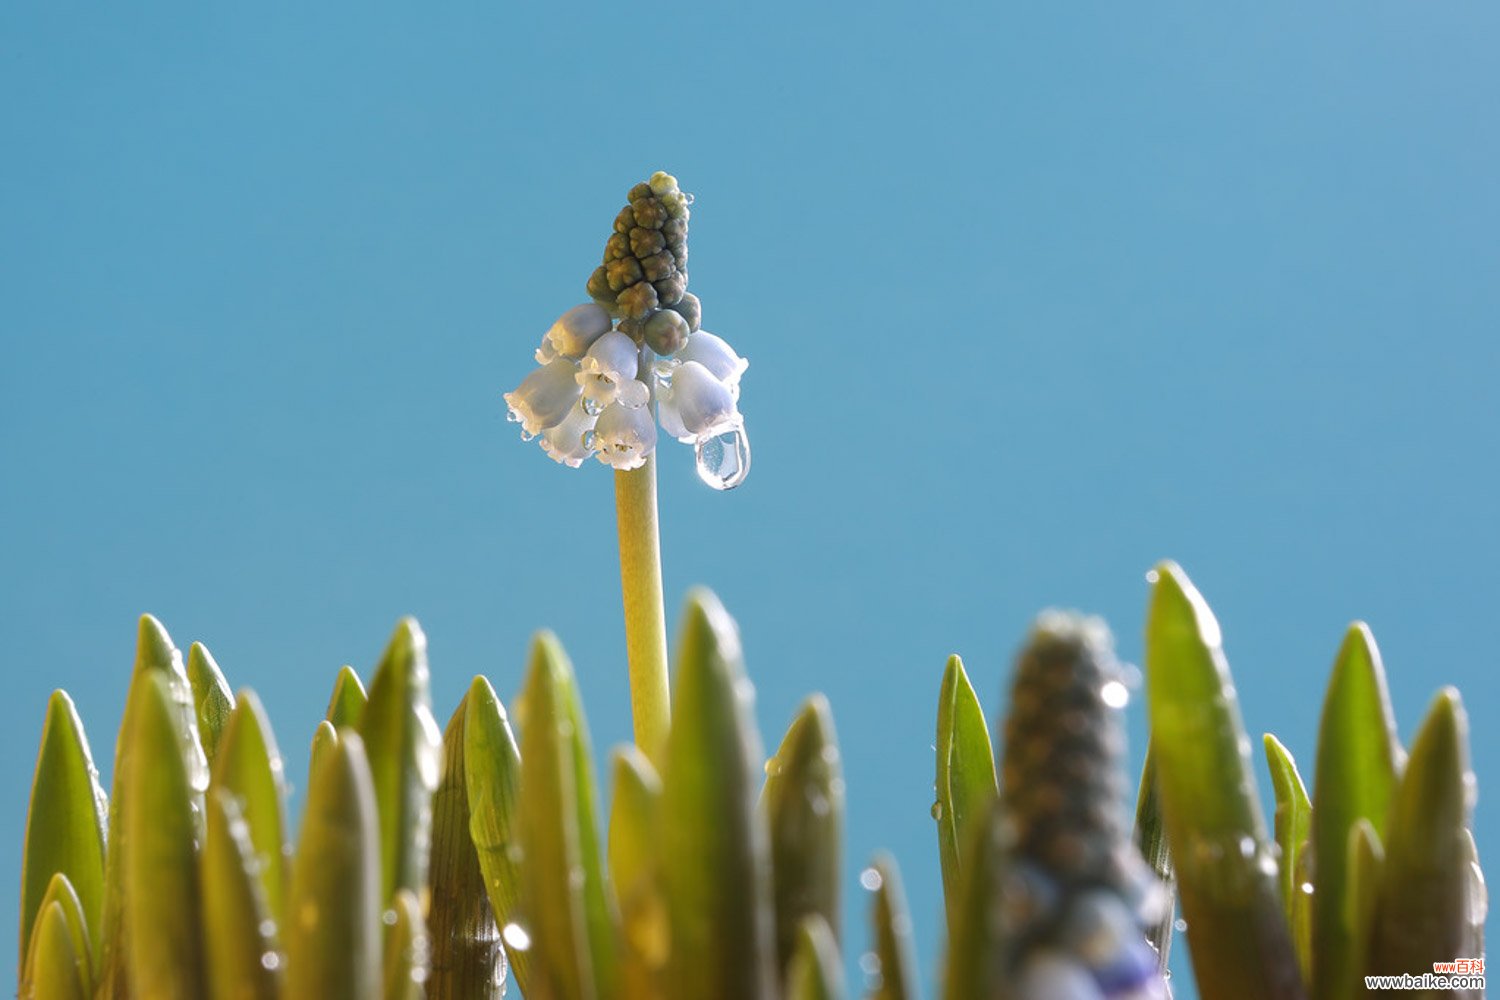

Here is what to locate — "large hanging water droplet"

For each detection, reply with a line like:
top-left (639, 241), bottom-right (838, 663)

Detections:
top-left (505, 409), bottom-right (521, 424)
top-left (694, 426), bottom-right (750, 490)
top-left (582, 396), bottom-right (604, 417)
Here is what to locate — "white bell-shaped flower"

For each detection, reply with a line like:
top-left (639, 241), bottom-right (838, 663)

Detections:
top-left (536, 303), bottom-right (612, 362)
top-left (503, 358), bottom-right (583, 435)
top-left (577, 331), bottom-right (651, 411)
top-left (539, 401), bottom-right (598, 468)
top-left (676, 330), bottom-right (748, 392)
top-left (593, 400), bottom-right (658, 471)
top-left (658, 360), bottom-right (740, 443)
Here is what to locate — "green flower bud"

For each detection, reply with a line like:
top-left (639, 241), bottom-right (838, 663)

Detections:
top-left (640, 250), bottom-right (675, 282)
top-left (661, 217), bottom-right (688, 247)
top-left (653, 271), bottom-right (687, 306)
top-left (616, 281), bottom-right (659, 319)
top-left (605, 233), bottom-right (630, 262)
top-left (629, 227), bottom-right (666, 258)
top-left (587, 266), bottom-right (616, 303)
top-left (643, 308), bottom-right (690, 355)
top-left (629, 182), bottom-right (654, 202)
top-left (632, 197), bottom-right (668, 229)
top-left (606, 256), bottom-right (644, 292)
top-left (670, 291), bottom-right (702, 332)
top-left (648, 171), bottom-right (678, 195)
top-left (614, 206), bottom-right (636, 234)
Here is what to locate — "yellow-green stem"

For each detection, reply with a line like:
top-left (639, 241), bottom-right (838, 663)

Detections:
top-left (614, 456), bottom-right (671, 761)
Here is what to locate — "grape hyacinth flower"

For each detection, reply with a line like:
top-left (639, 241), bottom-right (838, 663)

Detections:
top-left (996, 612), bottom-right (1171, 1000)
top-left (503, 171), bottom-right (750, 490)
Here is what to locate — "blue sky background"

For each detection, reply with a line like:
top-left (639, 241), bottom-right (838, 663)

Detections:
top-left (2, 4), bottom-right (1496, 994)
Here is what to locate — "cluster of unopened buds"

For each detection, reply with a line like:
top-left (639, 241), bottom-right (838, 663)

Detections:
top-left (503, 172), bottom-right (751, 489)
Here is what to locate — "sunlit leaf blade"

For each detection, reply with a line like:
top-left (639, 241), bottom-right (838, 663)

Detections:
top-left (1366, 689), bottom-right (1474, 981)
top-left (310, 720), bottom-right (339, 782)
top-left (609, 746), bottom-right (665, 1000)
top-left (99, 615), bottom-right (207, 1000)
top-left (763, 694), bottom-right (844, 980)
top-left (1132, 740), bottom-right (1175, 976)
top-left (1344, 819), bottom-right (1382, 991)
top-left (383, 888), bottom-right (431, 1000)
top-left (1263, 733), bottom-right (1312, 979)
top-left (1310, 623), bottom-right (1403, 1000)
top-left (202, 788), bottom-right (281, 1000)
top-left (518, 631), bottom-right (618, 1000)
top-left (211, 689), bottom-right (290, 926)
top-left (285, 731), bottom-right (382, 1000)
top-left (463, 674), bottom-right (529, 993)
top-left (19, 691), bottom-right (106, 981)
top-left (427, 692), bottom-right (506, 1000)
top-left (26, 901), bottom-right (87, 1000)
top-left (21, 874), bottom-right (92, 1000)
top-left (661, 590), bottom-right (776, 1000)
top-left (187, 642), bottom-right (236, 766)
top-left (359, 617), bottom-right (443, 906)
top-left (867, 852), bottom-right (920, 1000)
top-left (1144, 562), bottom-right (1305, 1000)
top-left (123, 671), bottom-right (206, 1000)
top-left (328, 665), bottom-right (368, 729)
top-left (787, 915), bottom-right (845, 1000)
top-left (939, 794), bottom-right (1004, 1000)
top-left (933, 654), bottom-right (997, 933)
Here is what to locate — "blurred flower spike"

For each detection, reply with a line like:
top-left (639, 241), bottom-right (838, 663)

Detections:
top-left (504, 171), bottom-right (751, 489)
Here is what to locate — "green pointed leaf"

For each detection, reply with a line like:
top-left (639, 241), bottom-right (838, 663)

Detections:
top-left (933, 654), bottom-right (996, 932)
top-left (123, 671), bottom-right (206, 1000)
top-left (310, 720), bottom-right (339, 783)
top-left (1367, 689), bottom-right (1473, 978)
top-left (20, 691), bottom-right (107, 981)
top-left (210, 689), bottom-right (290, 926)
top-left (1345, 819), bottom-right (1383, 988)
top-left (518, 631), bottom-right (618, 1000)
top-left (661, 590), bottom-right (776, 1000)
top-left (26, 901), bottom-right (88, 1000)
top-left (187, 642), bottom-right (236, 766)
top-left (1263, 733), bottom-right (1312, 979)
top-left (609, 746), bottom-right (665, 1000)
top-left (463, 675), bottom-right (529, 993)
top-left (285, 731), bottom-right (382, 1000)
top-left (1144, 561), bottom-right (1304, 1000)
top-left (866, 852), bottom-right (920, 1000)
top-left (98, 614), bottom-right (208, 1000)
top-left (1310, 623), bottom-right (1403, 1000)
top-left (382, 889), bottom-right (430, 1000)
top-left (763, 694), bottom-right (844, 979)
top-left (427, 692), bottom-right (506, 1000)
top-left (21, 874), bottom-right (92, 1000)
top-left (202, 788), bottom-right (281, 1000)
top-left (359, 618), bottom-right (442, 907)
top-left (1132, 740), bottom-right (1175, 975)
top-left (940, 794), bottom-right (1004, 1000)
top-left (327, 665), bottom-right (368, 729)
top-left (787, 915), bottom-right (845, 1000)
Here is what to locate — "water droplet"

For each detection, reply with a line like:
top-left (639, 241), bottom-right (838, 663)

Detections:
top-left (859, 951), bottom-right (882, 976)
top-left (1239, 836), bottom-right (1257, 858)
top-left (260, 951), bottom-right (281, 971)
top-left (694, 427), bottom-right (750, 490)
top-left (930, 801), bottom-right (945, 821)
top-left (520, 429), bottom-right (536, 442)
top-left (582, 429), bottom-right (598, 449)
top-left (1299, 881), bottom-right (1314, 896)
top-left (506, 409), bottom-right (520, 423)
top-left (1100, 680), bottom-right (1129, 708)
top-left (859, 867), bottom-right (884, 891)
top-left (502, 922), bottom-right (532, 951)
top-left (582, 396), bottom-right (603, 417)
top-left (1173, 918), bottom-right (1188, 933)
top-left (382, 908), bottom-right (399, 927)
